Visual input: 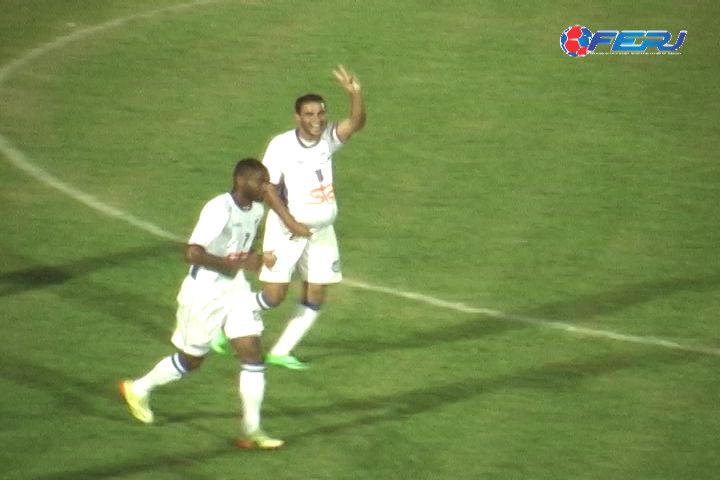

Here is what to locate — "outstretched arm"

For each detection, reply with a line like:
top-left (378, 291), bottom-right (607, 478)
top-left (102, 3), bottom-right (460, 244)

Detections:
top-left (333, 65), bottom-right (366, 143)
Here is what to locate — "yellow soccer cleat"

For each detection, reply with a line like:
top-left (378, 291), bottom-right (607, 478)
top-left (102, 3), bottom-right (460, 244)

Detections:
top-left (118, 380), bottom-right (154, 424)
top-left (236, 429), bottom-right (284, 450)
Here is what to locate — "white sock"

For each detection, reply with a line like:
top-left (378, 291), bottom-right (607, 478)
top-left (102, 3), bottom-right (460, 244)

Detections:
top-left (132, 353), bottom-right (188, 395)
top-left (269, 302), bottom-right (320, 356)
top-left (254, 291), bottom-right (276, 311)
top-left (239, 364), bottom-right (265, 435)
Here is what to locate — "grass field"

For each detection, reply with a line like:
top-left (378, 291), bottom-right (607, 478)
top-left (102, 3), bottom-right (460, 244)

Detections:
top-left (2, 1), bottom-right (720, 479)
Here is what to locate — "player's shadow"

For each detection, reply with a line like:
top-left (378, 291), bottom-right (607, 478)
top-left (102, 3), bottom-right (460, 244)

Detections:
top-left (1, 352), bottom-right (127, 423)
top-left (279, 348), bottom-right (701, 441)
top-left (0, 242), bottom-right (182, 297)
top-left (0, 243), bottom-right (184, 340)
top-left (160, 349), bottom-right (703, 438)
top-left (314, 273), bottom-right (720, 357)
top-left (308, 314), bottom-right (528, 358)
top-left (523, 273), bottom-right (720, 321)
top-left (29, 446), bottom-right (238, 480)
top-left (57, 274), bottom-right (177, 341)
top-left (27, 349), bottom-right (699, 480)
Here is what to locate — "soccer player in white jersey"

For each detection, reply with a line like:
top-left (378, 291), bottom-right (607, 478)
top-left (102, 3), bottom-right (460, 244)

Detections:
top-left (255, 65), bottom-right (367, 370)
top-left (119, 158), bottom-right (284, 449)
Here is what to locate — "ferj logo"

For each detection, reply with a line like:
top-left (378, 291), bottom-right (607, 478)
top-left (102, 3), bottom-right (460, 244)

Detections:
top-left (560, 26), bottom-right (686, 57)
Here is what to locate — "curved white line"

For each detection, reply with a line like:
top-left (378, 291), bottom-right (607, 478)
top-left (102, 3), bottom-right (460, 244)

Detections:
top-left (0, 0), bottom-right (222, 241)
top-left (0, 0), bottom-right (220, 84)
top-left (0, 135), bottom-right (182, 242)
top-left (1, 1), bottom-right (718, 358)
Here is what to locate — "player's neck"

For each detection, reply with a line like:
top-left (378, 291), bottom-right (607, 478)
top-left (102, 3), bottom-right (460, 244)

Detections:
top-left (295, 129), bottom-right (320, 147)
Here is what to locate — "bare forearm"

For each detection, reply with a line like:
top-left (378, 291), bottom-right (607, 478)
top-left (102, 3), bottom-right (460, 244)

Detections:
top-left (263, 186), bottom-right (312, 237)
top-left (348, 90), bottom-right (367, 131)
top-left (184, 244), bottom-right (236, 275)
top-left (264, 185), bottom-right (297, 226)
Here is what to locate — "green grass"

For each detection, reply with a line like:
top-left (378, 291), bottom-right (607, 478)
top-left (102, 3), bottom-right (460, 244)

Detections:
top-left (2, 1), bottom-right (720, 479)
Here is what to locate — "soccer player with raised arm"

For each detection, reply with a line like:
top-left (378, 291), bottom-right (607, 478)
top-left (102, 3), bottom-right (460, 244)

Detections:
top-left (221, 66), bottom-right (366, 370)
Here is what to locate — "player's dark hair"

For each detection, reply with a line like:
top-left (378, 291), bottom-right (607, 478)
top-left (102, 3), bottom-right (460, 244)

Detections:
top-left (233, 157), bottom-right (266, 178)
top-left (295, 93), bottom-right (326, 114)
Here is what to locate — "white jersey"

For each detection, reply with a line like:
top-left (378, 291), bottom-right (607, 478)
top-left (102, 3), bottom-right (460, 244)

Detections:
top-left (187, 193), bottom-right (264, 289)
top-left (262, 125), bottom-right (344, 229)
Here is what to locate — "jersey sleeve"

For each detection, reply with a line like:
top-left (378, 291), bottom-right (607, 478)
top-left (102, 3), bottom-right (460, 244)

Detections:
top-left (261, 137), bottom-right (284, 185)
top-left (187, 198), bottom-right (228, 247)
top-left (325, 123), bottom-right (345, 155)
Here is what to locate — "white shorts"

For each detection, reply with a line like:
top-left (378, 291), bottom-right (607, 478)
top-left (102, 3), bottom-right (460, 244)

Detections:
top-left (259, 211), bottom-right (342, 284)
top-left (171, 276), bottom-right (264, 357)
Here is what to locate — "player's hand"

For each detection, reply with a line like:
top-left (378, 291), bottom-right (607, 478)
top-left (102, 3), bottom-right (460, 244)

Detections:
top-left (333, 65), bottom-right (361, 95)
top-left (288, 220), bottom-right (312, 238)
top-left (225, 252), bottom-right (248, 273)
top-left (262, 251), bottom-right (277, 268)
top-left (229, 251), bottom-right (268, 272)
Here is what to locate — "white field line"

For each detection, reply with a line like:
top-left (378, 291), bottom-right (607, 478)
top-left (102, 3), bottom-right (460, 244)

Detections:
top-left (0, 0), bottom-right (220, 85)
top-left (1, 1), bottom-right (718, 358)
top-left (0, 135), bottom-right (182, 242)
top-left (343, 278), bottom-right (720, 357)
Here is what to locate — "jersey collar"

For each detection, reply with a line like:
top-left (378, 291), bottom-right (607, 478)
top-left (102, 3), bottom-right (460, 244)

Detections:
top-left (229, 192), bottom-right (252, 211)
top-left (295, 129), bottom-right (320, 148)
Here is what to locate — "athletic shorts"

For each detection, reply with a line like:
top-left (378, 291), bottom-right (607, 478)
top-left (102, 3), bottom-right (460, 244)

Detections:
top-left (259, 211), bottom-right (342, 284)
top-left (171, 275), bottom-right (263, 357)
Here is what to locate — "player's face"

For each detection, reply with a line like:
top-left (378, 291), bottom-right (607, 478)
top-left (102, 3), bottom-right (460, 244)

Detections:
top-left (244, 169), bottom-right (270, 202)
top-left (295, 101), bottom-right (328, 141)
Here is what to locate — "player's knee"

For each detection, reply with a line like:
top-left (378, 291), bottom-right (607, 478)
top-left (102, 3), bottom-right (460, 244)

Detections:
top-left (304, 283), bottom-right (327, 306)
top-left (178, 352), bottom-right (204, 371)
top-left (230, 336), bottom-right (263, 364)
top-left (262, 284), bottom-right (288, 306)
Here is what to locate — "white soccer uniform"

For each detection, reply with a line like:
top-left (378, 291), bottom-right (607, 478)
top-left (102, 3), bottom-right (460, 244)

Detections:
top-left (172, 193), bottom-right (265, 357)
top-left (259, 125), bottom-right (344, 284)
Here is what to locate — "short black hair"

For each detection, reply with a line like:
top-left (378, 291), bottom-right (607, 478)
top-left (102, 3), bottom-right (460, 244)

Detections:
top-left (233, 157), bottom-right (266, 178)
top-left (295, 93), bottom-right (326, 114)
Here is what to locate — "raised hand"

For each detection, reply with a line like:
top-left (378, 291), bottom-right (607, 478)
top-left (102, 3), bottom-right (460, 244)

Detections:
top-left (333, 65), bottom-right (361, 94)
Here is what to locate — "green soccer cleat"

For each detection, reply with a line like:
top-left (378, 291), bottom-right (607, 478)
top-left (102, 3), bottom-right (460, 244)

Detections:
top-left (236, 429), bottom-right (284, 450)
top-left (265, 354), bottom-right (309, 370)
top-left (210, 330), bottom-right (231, 356)
top-left (118, 380), bottom-right (154, 424)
